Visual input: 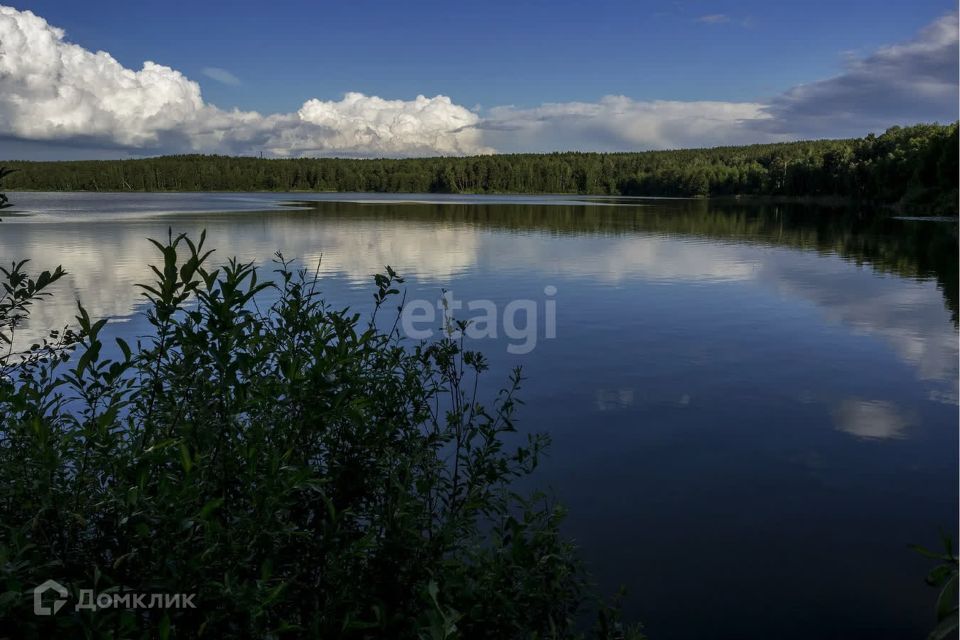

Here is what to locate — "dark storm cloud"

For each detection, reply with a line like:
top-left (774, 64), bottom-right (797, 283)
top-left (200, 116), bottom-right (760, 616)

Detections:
top-left (757, 12), bottom-right (959, 138)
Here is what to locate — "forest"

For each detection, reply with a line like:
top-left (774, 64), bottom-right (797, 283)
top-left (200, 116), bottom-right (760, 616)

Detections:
top-left (4, 123), bottom-right (958, 213)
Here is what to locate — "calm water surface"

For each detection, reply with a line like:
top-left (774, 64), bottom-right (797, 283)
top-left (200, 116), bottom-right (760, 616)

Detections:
top-left (2, 192), bottom-right (957, 639)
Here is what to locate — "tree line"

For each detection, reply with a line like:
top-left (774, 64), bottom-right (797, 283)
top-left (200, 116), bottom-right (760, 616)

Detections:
top-left (4, 123), bottom-right (957, 213)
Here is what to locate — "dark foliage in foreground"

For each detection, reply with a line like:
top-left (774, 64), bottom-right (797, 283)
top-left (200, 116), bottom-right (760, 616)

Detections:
top-left (4, 123), bottom-right (958, 213)
top-left (0, 233), bottom-right (643, 639)
top-left (913, 535), bottom-right (959, 640)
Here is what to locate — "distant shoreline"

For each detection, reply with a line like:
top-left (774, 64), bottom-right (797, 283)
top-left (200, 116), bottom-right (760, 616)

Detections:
top-left (3, 124), bottom-right (956, 215)
top-left (5, 190), bottom-right (955, 216)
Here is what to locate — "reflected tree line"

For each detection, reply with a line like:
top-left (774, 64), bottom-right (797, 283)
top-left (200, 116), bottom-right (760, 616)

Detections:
top-left (5, 123), bottom-right (958, 214)
top-left (286, 199), bottom-right (959, 324)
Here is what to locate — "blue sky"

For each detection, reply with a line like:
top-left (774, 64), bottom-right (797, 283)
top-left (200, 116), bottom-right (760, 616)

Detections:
top-left (2, 1), bottom-right (958, 158)
top-left (20, 0), bottom-right (955, 110)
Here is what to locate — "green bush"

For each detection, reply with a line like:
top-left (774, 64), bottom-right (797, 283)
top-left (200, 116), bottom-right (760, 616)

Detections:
top-left (0, 232), bottom-right (643, 639)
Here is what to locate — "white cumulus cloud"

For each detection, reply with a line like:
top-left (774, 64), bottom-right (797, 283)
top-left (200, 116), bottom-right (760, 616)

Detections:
top-left (0, 5), bottom-right (956, 158)
top-left (285, 92), bottom-right (490, 157)
top-left (0, 6), bottom-right (205, 147)
top-left (0, 6), bottom-right (488, 157)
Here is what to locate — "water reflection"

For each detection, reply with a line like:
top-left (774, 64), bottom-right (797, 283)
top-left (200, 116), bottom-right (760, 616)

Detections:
top-left (595, 388), bottom-right (636, 411)
top-left (2, 195), bottom-right (955, 395)
top-left (833, 398), bottom-right (913, 440)
top-left (0, 192), bottom-right (956, 639)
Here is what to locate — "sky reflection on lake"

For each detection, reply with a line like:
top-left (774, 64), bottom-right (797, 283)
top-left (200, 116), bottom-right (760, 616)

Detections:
top-left (1, 192), bottom-right (956, 639)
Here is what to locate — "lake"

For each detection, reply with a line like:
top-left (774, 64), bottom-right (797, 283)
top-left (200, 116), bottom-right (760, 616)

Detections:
top-left (2, 192), bottom-right (957, 639)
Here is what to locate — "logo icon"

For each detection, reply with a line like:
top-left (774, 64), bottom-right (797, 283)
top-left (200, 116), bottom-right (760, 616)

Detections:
top-left (33, 579), bottom-right (68, 616)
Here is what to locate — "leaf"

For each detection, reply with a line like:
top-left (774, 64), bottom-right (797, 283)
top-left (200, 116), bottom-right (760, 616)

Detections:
top-left (928, 610), bottom-right (959, 640)
top-left (198, 498), bottom-right (224, 520)
top-left (75, 342), bottom-right (101, 377)
top-left (935, 573), bottom-right (958, 621)
top-left (179, 443), bottom-right (193, 473)
top-left (115, 337), bottom-right (132, 361)
top-left (911, 544), bottom-right (948, 561)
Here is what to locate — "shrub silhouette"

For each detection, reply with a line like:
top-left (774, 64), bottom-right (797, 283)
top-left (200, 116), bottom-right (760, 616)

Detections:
top-left (0, 231), bottom-right (643, 639)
